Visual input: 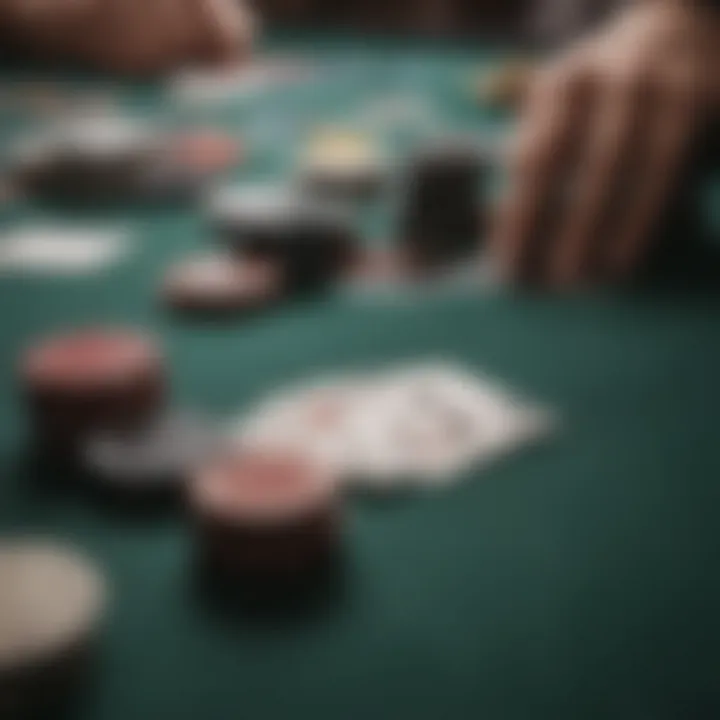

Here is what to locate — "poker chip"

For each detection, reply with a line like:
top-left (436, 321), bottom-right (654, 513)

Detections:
top-left (56, 116), bottom-right (157, 165)
top-left (190, 448), bottom-right (342, 584)
top-left (0, 540), bottom-right (105, 718)
top-left (11, 119), bottom-right (238, 205)
top-left (168, 129), bottom-right (242, 176)
top-left (11, 117), bottom-right (160, 204)
top-left (161, 254), bottom-right (282, 315)
top-left (207, 184), bottom-right (356, 292)
top-left (475, 59), bottom-right (534, 110)
top-left (207, 184), bottom-right (299, 237)
top-left (399, 137), bottom-right (486, 266)
top-left (298, 128), bottom-right (386, 200)
top-left (84, 409), bottom-right (216, 496)
top-left (19, 328), bottom-right (166, 460)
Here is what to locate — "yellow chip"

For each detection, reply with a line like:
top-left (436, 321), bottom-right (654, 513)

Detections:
top-left (305, 128), bottom-right (377, 167)
top-left (299, 127), bottom-right (386, 197)
top-left (475, 59), bottom-right (535, 110)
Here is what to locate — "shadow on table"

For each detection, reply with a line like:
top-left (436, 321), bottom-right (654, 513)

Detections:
top-left (189, 551), bottom-right (352, 629)
top-left (12, 448), bottom-right (182, 524)
top-left (638, 240), bottom-right (720, 298)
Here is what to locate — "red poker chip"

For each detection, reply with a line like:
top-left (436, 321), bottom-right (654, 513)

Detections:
top-left (22, 329), bottom-right (161, 392)
top-left (190, 448), bottom-right (341, 582)
top-left (20, 328), bottom-right (166, 459)
top-left (168, 130), bottom-right (243, 176)
top-left (192, 449), bottom-right (336, 524)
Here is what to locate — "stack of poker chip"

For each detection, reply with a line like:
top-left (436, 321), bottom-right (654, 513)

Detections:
top-left (398, 138), bottom-right (486, 266)
top-left (297, 127), bottom-right (386, 201)
top-left (0, 541), bottom-right (106, 719)
top-left (189, 448), bottom-right (342, 590)
top-left (11, 117), bottom-right (160, 204)
top-left (19, 328), bottom-right (166, 463)
top-left (11, 117), bottom-right (242, 206)
top-left (208, 184), bottom-right (356, 294)
top-left (161, 253), bottom-right (282, 316)
top-left (83, 409), bottom-right (217, 503)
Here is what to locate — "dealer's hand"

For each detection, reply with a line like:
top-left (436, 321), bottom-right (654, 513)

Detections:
top-left (491, 0), bottom-right (720, 288)
top-left (0, 0), bottom-right (255, 75)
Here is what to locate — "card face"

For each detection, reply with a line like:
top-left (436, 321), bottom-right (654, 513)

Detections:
top-left (372, 363), bottom-right (555, 487)
top-left (231, 376), bottom-right (371, 471)
top-left (0, 226), bottom-right (131, 275)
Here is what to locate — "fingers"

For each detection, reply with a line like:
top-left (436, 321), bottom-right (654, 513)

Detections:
top-left (490, 59), bottom-right (592, 282)
top-left (496, 51), bottom-right (703, 290)
top-left (151, 0), bottom-right (198, 72)
top-left (8, 0), bottom-right (255, 75)
top-left (604, 68), bottom-right (696, 276)
top-left (3, 0), bottom-right (92, 59)
top-left (548, 63), bottom-right (652, 287)
top-left (77, 0), bottom-right (145, 74)
top-left (116, 0), bottom-right (175, 74)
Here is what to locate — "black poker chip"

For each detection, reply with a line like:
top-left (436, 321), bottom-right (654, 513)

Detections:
top-left (398, 136), bottom-right (489, 265)
top-left (11, 118), bottom-right (159, 205)
top-left (10, 120), bottom-right (237, 206)
top-left (207, 185), bottom-right (356, 293)
top-left (83, 409), bottom-right (217, 500)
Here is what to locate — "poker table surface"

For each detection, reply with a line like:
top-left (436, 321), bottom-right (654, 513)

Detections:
top-left (1, 33), bottom-right (720, 720)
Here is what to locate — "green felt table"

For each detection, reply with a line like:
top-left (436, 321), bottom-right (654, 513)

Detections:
top-left (1, 33), bottom-right (720, 720)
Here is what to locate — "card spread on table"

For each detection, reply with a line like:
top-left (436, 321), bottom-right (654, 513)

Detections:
top-left (229, 362), bottom-right (556, 491)
top-left (0, 226), bottom-right (132, 275)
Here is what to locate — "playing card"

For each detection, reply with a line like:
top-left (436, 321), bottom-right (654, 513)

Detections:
top-left (229, 362), bottom-right (556, 493)
top-left (229, 375), bottom-right (371, 472)
top-left (373, 362), bottom-right (555, 487)
top-left (0, 226), bottom-right (131, 275)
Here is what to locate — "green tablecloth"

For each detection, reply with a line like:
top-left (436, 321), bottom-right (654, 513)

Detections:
top-left (1, 34), bottom-right (720, 720)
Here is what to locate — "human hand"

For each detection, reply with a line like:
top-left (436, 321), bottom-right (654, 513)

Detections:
top-left (0, 0), bottom-right (255, 75)
top-left (490, 1), bottom-right (720, 288)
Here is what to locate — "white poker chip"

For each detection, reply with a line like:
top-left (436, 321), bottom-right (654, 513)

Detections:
top-left (206, 183), bottom-right (297, 226)
top-left (9, 118), bottom-right (157, 185)
top-left (0, 540), bottom-right (106, 673)
top-left (206, 183), bottom-right (351, 237)
top-left (55, 116), bottom-right (157, 160)
top-left (85, 410), bottom-right (217, 488)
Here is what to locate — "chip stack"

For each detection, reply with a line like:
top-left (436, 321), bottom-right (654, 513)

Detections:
top-left (398, 139), bottom-right (486, 266)
top-left (161, 254), bottom-right (282, 316)
top-left (190, 449), bottom-right (342, 591)
top-left (12, 118), bottom-right (242, 206)
top-left (0, 541), bottom-right (106, 720)
top-left (19, 329), bottom-right (166, 463)
top-left (209, 186), bottom-right (355, 293)
top-left (13, 118), bottom-right (159, 205)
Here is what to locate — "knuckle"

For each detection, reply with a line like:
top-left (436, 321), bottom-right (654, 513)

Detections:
top-left (511, 128), bottom-right (554, 175)
top-left (605, 63), bottom-right (651, 103)
top-left (541, 60), bottom-right (593, 102)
